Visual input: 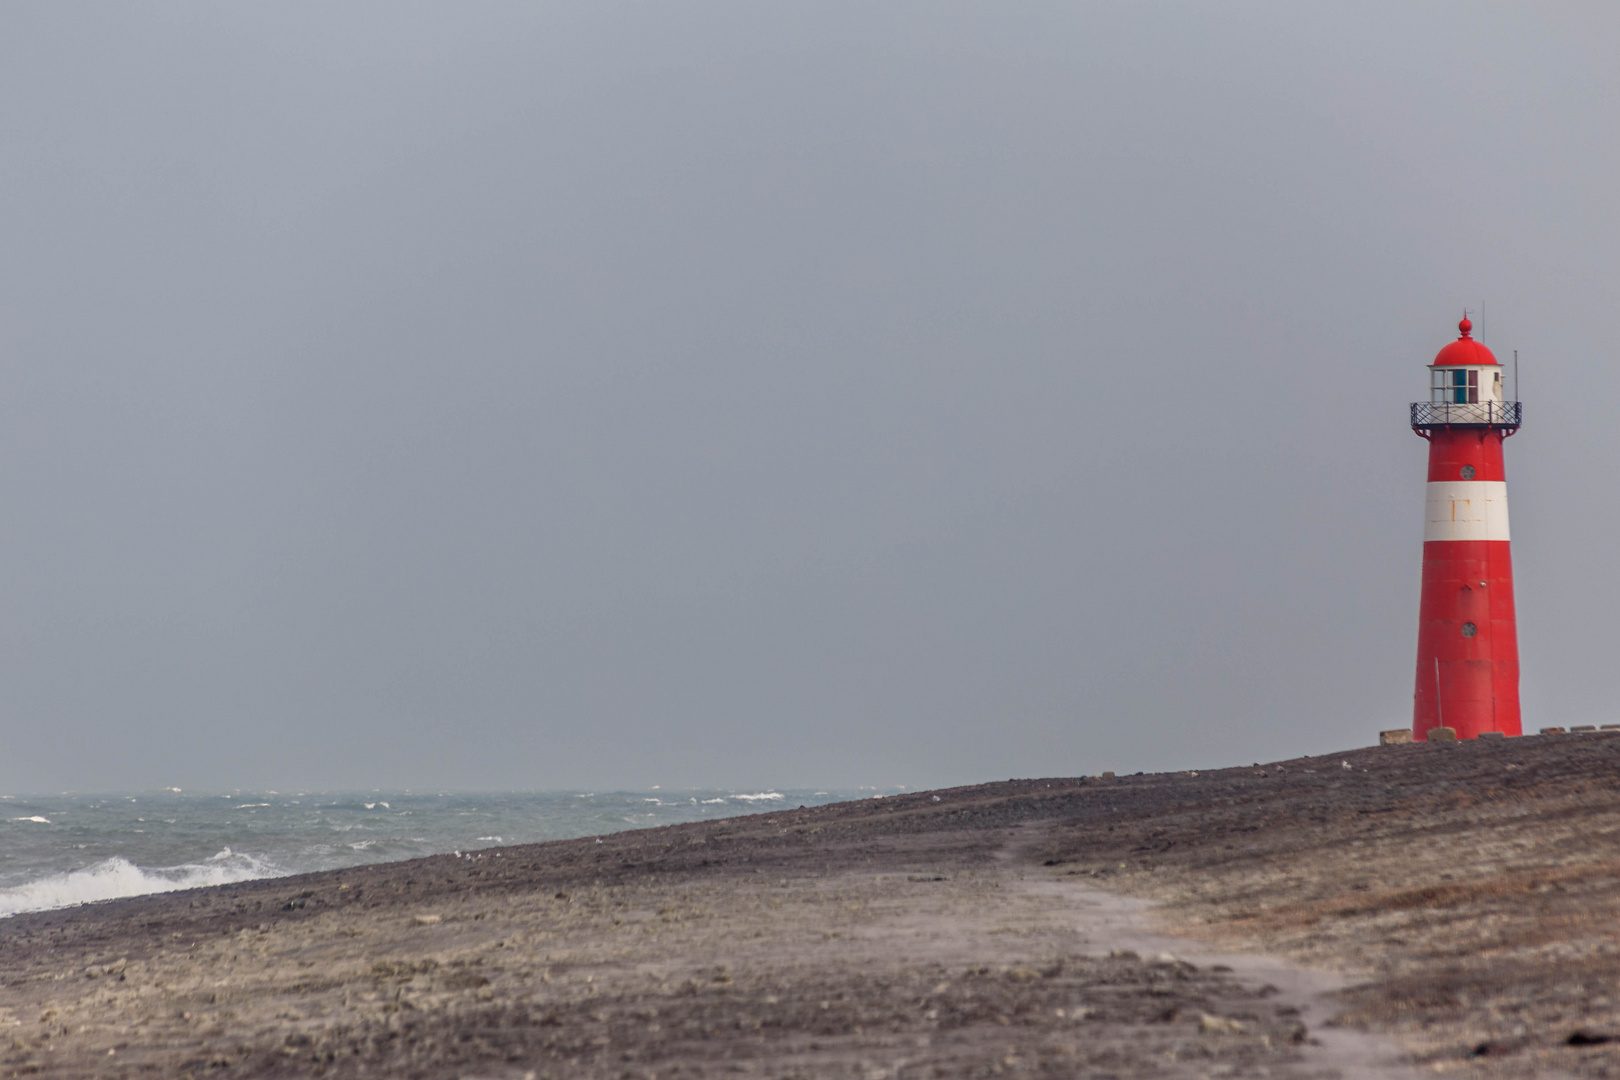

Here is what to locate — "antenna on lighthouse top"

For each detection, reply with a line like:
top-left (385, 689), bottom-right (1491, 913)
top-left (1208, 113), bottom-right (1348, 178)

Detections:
top-left (1515, 349), bottom-right (1519, 402)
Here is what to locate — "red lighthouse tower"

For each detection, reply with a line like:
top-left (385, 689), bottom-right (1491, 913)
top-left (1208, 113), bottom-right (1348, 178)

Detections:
top-left (1410, 316), bottom-right (1522, 740)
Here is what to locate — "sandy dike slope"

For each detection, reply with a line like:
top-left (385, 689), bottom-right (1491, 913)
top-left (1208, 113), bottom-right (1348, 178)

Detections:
top-left (4, 733), bottom-right (1620, 1079)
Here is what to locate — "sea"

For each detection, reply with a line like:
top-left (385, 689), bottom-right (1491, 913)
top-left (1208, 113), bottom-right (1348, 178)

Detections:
top-left (0, 787), bottom-right (876, 918)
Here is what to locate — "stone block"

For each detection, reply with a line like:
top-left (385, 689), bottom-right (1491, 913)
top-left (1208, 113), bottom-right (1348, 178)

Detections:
top-left (1425, 726), bottom-right (1457, 742)
top-left (1379, 729), bottom-right (1413, 745)
top-left (1540, 726), bottom-right (1566, 735)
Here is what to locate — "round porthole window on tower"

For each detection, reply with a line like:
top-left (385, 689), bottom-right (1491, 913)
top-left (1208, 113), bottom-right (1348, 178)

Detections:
top-left (1461, 622), bottom-right (1478, 638)
top-left (1460, 465), bottom-right (1476, 479)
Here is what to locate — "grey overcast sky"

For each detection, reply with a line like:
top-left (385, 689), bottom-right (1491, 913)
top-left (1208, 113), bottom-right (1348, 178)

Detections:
top-left (1, 3), bottom-right (1616, 793)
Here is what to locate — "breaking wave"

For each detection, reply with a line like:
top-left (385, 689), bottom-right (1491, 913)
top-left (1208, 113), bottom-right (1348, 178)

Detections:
top-left (0, 849), bottom-right (277, 917)
top-left (0, 788), bottom-right (861, 919)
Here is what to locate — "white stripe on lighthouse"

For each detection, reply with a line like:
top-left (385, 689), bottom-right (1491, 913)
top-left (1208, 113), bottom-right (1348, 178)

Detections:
top-left (1424, 481), bottom-right (1510, 542)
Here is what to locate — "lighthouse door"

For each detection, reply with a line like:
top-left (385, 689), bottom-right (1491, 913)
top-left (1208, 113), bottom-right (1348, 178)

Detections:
top-left (1435, 659), bottom-right (1493, 735)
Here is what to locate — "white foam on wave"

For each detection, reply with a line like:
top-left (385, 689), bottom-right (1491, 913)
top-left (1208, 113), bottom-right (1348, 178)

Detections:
top-left (12, 816), bottom-right (51, 824)
top-left (731, 792), bottom-right (784, 802)
top-left (0, 848), bottom-right (277, 917)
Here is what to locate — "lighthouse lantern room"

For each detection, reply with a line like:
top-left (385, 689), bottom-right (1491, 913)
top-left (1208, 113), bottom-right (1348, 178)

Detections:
top-left (1409, 316), bottom-right (1522, 740)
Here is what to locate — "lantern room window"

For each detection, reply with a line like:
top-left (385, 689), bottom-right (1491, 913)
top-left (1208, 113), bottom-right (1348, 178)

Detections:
top-left (1431, 368), bottom-right (1478, 404)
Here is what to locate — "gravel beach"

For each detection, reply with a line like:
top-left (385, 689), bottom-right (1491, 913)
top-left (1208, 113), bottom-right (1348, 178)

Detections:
top-left (3, 732), bottom-right (1618, 1079)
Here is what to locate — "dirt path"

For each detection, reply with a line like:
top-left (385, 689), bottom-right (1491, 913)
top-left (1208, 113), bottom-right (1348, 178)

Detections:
top-left (1025, 877), bottom-right (1422, 1080)
top-left (996, 821), bottom-right (1423, 1080)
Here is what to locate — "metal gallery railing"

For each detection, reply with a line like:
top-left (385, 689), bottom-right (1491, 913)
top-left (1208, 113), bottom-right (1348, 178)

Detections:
top-left (1410, 401), bottom-right (1522, 429)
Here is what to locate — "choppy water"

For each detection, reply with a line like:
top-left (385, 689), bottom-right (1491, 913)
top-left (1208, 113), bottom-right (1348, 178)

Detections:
top-left (0, 787), bottom-right (875, 917)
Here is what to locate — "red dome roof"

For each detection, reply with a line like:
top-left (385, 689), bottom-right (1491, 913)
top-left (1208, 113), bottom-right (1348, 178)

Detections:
top-left (1431, 316), bottom-right (1499, 366)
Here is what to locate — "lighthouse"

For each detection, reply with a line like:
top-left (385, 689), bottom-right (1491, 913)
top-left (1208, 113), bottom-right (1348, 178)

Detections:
top-left (1410, 316), bottom-right (1522, 740)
